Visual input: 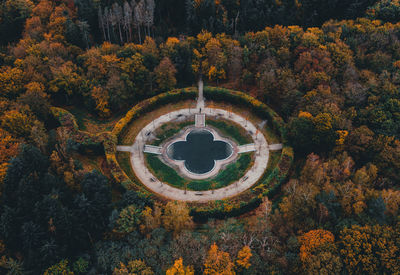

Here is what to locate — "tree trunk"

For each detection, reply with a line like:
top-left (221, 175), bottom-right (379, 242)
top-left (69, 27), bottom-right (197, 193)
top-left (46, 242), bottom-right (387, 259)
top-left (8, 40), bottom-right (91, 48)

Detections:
top-left (137, 24), bottom-right (141, 44)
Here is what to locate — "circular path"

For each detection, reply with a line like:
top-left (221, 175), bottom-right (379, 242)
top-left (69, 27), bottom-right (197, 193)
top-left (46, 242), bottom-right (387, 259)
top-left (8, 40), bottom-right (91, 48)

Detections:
top-left (117, 107), bottom-right (279, 202)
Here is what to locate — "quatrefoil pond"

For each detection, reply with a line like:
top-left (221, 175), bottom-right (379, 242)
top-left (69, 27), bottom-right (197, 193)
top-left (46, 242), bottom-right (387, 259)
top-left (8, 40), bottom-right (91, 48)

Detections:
top-left (166, 128), bottom-right (235, 177)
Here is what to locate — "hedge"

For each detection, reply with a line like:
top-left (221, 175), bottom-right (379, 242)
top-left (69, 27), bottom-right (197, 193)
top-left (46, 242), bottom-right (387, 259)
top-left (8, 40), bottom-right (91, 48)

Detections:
top-left (112, 88), bottom-right (197, 141)
top-left (190, 146), bottom-right (293, 222)
top-left (203, 86), bottom-right (287, 142)
top-left (52, 87), bottom-right (293, 221)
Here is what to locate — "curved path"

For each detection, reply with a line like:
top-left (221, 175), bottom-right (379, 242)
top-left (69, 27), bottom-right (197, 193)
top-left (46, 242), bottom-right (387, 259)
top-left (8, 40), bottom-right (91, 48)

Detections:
top-left (117, 106), bottom-right (282, 202)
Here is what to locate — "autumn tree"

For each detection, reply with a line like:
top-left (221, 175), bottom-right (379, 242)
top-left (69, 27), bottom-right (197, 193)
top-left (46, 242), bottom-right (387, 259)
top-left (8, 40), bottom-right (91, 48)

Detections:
top-left (339, 224), bottom-right (400, 274)
top-left (113, 260), bottom-right (154, 275)
top-left (236, 246), bottom-right (252, 270)
top-left (1, 109), bottom-right (34, 138)
top-left (298, 229), bottom-right (342, 274)
top-left (91, 86), bottom-right (111, 118)
top-left (0, 129), bottom-right (20, 184)
top-left (204, 243), bottom-right (235, 275)
top-left (0, 67), bottom-right (25, 98)
top-left (43, 259), bottom-right (73, 275)
top-left (367, 0), bottom-right (400, 23)
top-left (166, 258), bottom-right (194, 275)
top-left (18, 82), bottom-right (51, 121)
top-left (162, 201), bottom-right (193, 235)
top-left (140, 204), bottom-right (162, 235)
top-left (154, 57), bottom-right (177, 92)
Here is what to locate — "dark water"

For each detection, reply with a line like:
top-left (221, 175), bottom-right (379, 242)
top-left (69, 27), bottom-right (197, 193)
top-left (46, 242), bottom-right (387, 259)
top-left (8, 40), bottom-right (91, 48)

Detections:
top-left (168, 130), bottom-right (232, 174)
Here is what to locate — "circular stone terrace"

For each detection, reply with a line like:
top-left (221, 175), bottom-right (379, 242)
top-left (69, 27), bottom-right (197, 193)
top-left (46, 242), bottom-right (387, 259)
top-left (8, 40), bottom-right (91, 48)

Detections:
top-left (116, 81), bottom-right (283, 202)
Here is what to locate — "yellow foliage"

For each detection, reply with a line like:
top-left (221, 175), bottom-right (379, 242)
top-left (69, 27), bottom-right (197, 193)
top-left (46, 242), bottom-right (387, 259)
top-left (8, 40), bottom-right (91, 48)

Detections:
top-left (0, 67), bottom-right (25, 97)
top-left (166, 37), bottom-right (180, 46)
top-left (339, 224), bottom-right (400, 274)
top-left (91, 86), bottom-right (111, 118)
top-left (336, 130), bottom-right (348, 145)
top-left (313, 113), bottom-right (333, 131)
top-left (1, 109), bottom-right (33, 137)
top-left (197, 30), bottom-right (212, 46)
top-left (236, 246), bottom-right (252, 269)
top-left (43, 259), bottom-right (74, 275)
top-left (298, 111), bottom-right (313, 118)
top-left (166, 258), bottom-right (194, 275)
top-left (204, 243), bottom-right (235, 275)
top-left (113, 260), bottom-right (154, 275)
top-left (299, 229), bottom-right (335, 263)
top-left (140, 205), bottom-right (162, 235)
top-left (162, 201), bottom-right (193, 235)
top-left (0, 129), bottom-right (20, 183)
top-left (302, 31), bottom-right (320, 47)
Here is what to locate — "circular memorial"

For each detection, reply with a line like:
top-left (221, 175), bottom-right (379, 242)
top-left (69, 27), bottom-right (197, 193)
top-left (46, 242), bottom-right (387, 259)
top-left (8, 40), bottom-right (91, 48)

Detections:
top-left (124, 106), bottom-right (270, 202)
top-left (111, 86), bottom-right (291, 204)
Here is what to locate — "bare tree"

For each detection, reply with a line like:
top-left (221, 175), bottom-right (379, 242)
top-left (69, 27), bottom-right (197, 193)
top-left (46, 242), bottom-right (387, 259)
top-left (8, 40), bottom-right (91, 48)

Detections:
top-left (77, 20), bottom-right (90, 49)
top-left (99, 0), bottom-right (155, 44)
top-left (123, 1), bottom-right (133, 42)
top-left (108, 6), bottom-right (117, 43)
top-left (98, 6), bottom-right (107, 41)
top-left (134, 0), bottom-right (145, 43)
top-left (144, 0), bottom-right (155, 37)
top-left (112, 3), bottom-right (124, 44)
top-left (104, 7), bottom-right (111, 42)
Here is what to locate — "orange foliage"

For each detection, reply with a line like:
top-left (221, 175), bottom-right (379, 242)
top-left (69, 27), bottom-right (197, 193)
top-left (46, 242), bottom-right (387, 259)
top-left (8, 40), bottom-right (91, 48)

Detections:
top-left (298, 111), bottom-right (313, 118)
top-left (339, 224), bottom-right (400, 274)
top-left (0, 129), bottom-right (20, 183)
top-left (166, 258), bottom-right (194, 275)
top-left (299, 229), bottom-right (335, 262)
top-left (236, 246), bottom-right (252, 269)
top-left (204, 243), bottom-right (235, 275)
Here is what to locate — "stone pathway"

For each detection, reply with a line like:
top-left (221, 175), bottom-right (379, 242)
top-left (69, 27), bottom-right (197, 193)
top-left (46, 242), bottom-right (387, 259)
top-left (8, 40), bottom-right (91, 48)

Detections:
top-left (116, 145), bottom-right (134, 152)
top-left (195, 113), bottom-right (206, 127)
top-left (196, 78), bottom-right (205, 110)
top-left (269, 143), bottom-right (283, 150)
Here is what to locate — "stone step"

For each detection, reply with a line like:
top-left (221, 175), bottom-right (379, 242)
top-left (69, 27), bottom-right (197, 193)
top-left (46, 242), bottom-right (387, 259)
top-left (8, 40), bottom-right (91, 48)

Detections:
top-left (238, 144), bottom-right (256, 153)
top-left (195, 113), bottom-right (206, 127)
top-left (144, 145), bottom-right (162, 155)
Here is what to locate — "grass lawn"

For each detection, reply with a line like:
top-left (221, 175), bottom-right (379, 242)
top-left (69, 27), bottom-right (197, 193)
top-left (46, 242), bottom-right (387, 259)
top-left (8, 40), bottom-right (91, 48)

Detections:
top-left (145, 154), bottom-right (186, 188)
top-left (116, 151), bottom-right (137, 182)
top-left (187, 153), bottom-right (253, 191)
top-left (119, 100), bottom-right (196, 145)
top-left (206, 119), bottom-right (253, 145)
top-left (151, 120), bottom-right (194, 146)
top-left (144, 153), bottom-right (253, 191)
top-left (256, 150), bottom-right (281, 185)
top-left (206, 101), bottom-right (281, 144)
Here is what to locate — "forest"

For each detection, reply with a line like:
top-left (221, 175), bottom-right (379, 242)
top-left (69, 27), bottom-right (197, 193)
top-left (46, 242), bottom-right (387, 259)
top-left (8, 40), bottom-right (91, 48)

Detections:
top-left (0, 0), bottom-right (400, 274)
